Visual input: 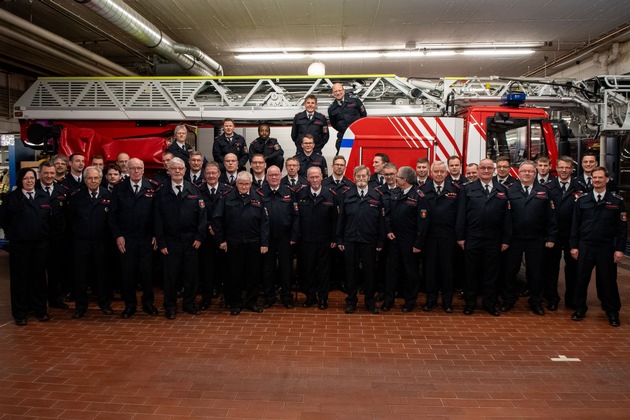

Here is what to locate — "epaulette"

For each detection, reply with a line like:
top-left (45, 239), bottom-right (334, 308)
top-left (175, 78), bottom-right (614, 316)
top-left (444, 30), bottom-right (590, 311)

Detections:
top-left (612, 192), bottom-right (623, 200)
top-left (375, 188), bottom-right (384, 196)
top-left (70, 189), bottom-right (80, 197)
top-left (149, 179), bottom-right (160, 187)
top-left (451, 183), bottom-right (461, 190)
top-left (57, 183), bottom-right (70, 192)
top-left (417, 189), bottom-right (425, 197)
top-left (256, 189), bottom-right (264, 197)
top-left (576, 192), bottom-right (589, 199)
top-left (328, 187), bottom-right (337, 195)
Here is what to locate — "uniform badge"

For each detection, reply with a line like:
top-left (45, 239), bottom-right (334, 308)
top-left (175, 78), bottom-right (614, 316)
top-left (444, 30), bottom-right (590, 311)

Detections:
top-left (323, 126), bottom-right (328, 133)
top-left (550, 201), bottom-right (555, 209)
top-left (420, 209), bottom-right (427, 218)
top-left (621, 212), bottom-right (627, 222)
top-left (199, 199), bottom-right (205, 208)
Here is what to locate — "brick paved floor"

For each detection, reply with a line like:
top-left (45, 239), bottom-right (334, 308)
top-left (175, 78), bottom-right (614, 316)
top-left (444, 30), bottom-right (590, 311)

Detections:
top-left (0, 252), bottom-right (629, 419)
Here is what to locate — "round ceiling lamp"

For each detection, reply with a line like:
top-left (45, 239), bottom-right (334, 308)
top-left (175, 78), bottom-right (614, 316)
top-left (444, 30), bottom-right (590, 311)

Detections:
top-left (307, 62), bottom-right (326, 76)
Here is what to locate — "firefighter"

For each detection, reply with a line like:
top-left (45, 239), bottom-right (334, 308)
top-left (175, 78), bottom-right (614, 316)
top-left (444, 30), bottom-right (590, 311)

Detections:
top-left (250, 154), bottom-right (267, 189)
top-left (61, 153), bottom-right (85, 192)
top-left (328, 82), bottom-right (367, 154)
top-left (570, 166), bottom-right (627, 327)
top-left (368, 153), bottom-right (390, 188)
top-left (465, 163), bottom-right (478, 183)
top-left (154, 157), bottom-right (206, 320)
top-left (166, 125), bottom-right (193, 169)
top-left (382, 166), bottom-right (429, 313)
top-left (291, 94), bottom-right (329, 154)
top-left (374, 163), bottom-right (399, 299)
top-left (337, 165), bottom-right (385, 314)
top-left (576, 152), bottom-right (618, 193)
top-left (281, 157), bottom-right (308, 192)
top-left (153, 151), bottom-right (173, 186)
top-left (218, 153), bottom-right (239, 186)
top-left (212, 171), bottom-right (269, 315)
top-left (259, 165), bottom-right (299, 308)
top-left (322, 155), bottom-right (354, 192)
top-left (415, 157), bottom-right (430, 186)
top-left (493, 156), bottom-right (516, 187)
top-left (501, 161), bottom-right (557, 316)
top-left (67, 166), bottom-right (113, 318)
top-left (446, 155), bottom-right (464, 187)
top-left (198, 161), bottom-right (232, 310)
top-left (297, 134), bottom-right (328, 178)
top-left (249, 124), bottom-right (285, 169)
top-left (456, 158), bottom-right (511, 316)
top-left (535, 156), bottom-right (555, 186)
top-left (544, 155), bottom-right (581, 310)
top-left (52, 154), bottom-right (69, 181)
top-left (109, 158), bottom-right (160, 318)
top-left (116, 152), bottom-right (130, 178)
top-left (420, 161), bottom-right (459, 313)
top-left (0, 168), bottom-right (51, 326)
top-left (212, 118), bottom-right (248, 172)
top-left (296, 166), bottom-right (338, 309)
top-left (185, 151), bottom-right (205, 187)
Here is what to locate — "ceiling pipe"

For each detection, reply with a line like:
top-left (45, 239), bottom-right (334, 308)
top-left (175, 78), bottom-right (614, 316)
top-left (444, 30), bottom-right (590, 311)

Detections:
top-left (0, 8), bottom-right (134, 76)
top-left (76, 0), bottom-right (223, 76)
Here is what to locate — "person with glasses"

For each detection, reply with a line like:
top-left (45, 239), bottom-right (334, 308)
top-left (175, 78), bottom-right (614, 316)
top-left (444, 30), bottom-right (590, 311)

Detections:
top-left (456, 158), bottom-right (511, 317)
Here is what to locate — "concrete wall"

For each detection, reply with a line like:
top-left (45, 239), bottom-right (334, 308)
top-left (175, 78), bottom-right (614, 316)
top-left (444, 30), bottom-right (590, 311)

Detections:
top-left (550, 40), bottom-right (630, 79)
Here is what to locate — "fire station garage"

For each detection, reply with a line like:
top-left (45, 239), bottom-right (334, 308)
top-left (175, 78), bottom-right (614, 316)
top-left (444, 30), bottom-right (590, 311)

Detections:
top-left (0, 1), bottom-right (630, 418)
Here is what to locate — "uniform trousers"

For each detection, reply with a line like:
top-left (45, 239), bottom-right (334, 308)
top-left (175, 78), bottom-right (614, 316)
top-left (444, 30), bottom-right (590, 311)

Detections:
top-left (344, 242), bottom-right (377, 308)
top-left (225, 242), bottom-right (261, 309)
top-left (10, 240), bottom-right (48, 319)
top-left (263, 237), bottom-right (293, 305)
top-left (503, 238), bottom-right (545, 307)
top-left (574, 243), bottom-right (621, 313)
top-left (74, 238), bottom-right (110, 312)
top-left (424, 236), bottom-right (455, 307)
top-left (301, 242), bottom-right (331, 303)
top-left (118, 236), bottom-right (154, 310)
top-left (198, 239), bottom-right (222, 302)
top-left (162, 236), bottom-right (199, 312)
top-left (46, 234), bottom-right (66, 304)
top-left (464, 239), bottom-right (501, 309)
top-left (543, 238), bottom-right (577, 307)
top-left (384, 239), bottom-right (420, 308)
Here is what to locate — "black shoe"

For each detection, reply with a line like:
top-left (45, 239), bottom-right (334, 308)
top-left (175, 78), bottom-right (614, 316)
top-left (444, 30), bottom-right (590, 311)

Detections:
top-left (499, 304), bottom-right (514, 313)
top-left (380, 303), bottom-right (392, 312)
top-left (283, 301), bottom-right (295, 309)
top-left (121, 308), bottom-right (135, 319)
top-left (165, 311), bottom-right (176, 320)
top-left (72, 310), bottom-right (85, 319)
top-left (422, 303), bottom-right (437, 312)
top-left (15, 318), bottom-right (27, 326)
top-left (607, 312), bottom-right (620, 327)
top-left (199, 300), bottom-right (211, 311)
top-left (262, 301), bottom-right (275, 309)
top-left (302, 299), bottom-right (316, 308)
top-left (49, 300), bottom-right (69, 309)
top-left (571, 310), bottom-right (586, 321)
top-left (547, 303), bottom-right (558, 311)
top-left (318, 301), bottom-right (328, 310)
top-left (463, 306), bottom-right (474, 315)
top-left (530, 305), bottom-right (545, 316)
top-left (520, 289), bottom-right (530, 297)
top-left (37, 313), bottom-right (51, 322)
top-left (376, 293), bottom-right (385, 302)
top-left (230, 307), bottom-right (242, 316)
top-left (183, 306), bottom-right (200, 315)
top-left (443, 306), bottom-right (454, 313)
top-left (142, 305), bottom-right (159, 316)
top-left (344, 304), bottom-right (356, 314)
top-left (484, 306), bottom-right (500, 317)
top-left (401, 305), bottom-right (414, 313)
top-left (246, 305), bottom-right (264, 313)
top-left (99, 306), bottom-right (114, 315)
top-left (366, 306), bottom-right (379, 314)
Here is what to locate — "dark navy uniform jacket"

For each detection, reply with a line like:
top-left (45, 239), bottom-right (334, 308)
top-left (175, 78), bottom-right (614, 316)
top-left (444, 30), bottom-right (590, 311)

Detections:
top-left (153, 181), bottom-right (206, 248)
top-left (375, 184), bottom-right (399, 212)
top-left (212, 133), bottom-right (248, 172)
top-left (36, 182), bottom-right (67, 236)
top-left (212, 188), bottom-right (270, 246)
top-left (493, 174), bottom-right (517, 188)
top-left (281, 175), bottom-right (308, 193)
top-left (60, 174), bottom-right (83, 193)
top-left (258, 184), bottom-right (299, 242)
top-left (456, 179), bottom-right (511, 245)
top-left (547, 178), bottom-right (582, 240)
top-left (386, 186), bottom-right (429, 249)
top-left (297, 152), bottom-right (328, 178)
top-left (249, 137), bottom-right (284, 169)
top-left (184, 170), bottom-right (204, 188)
top-left (109, 177), bottom-right (159, 239)
top-left (328, 95), bottom-right (367, 148)
top-left (506, 181), bottom-right (558, 242)
top-left (153, 170), bottom-right (170, 186)
top-left (0, 189), bottom-right (50, 241)
top-left (445, 174), bottom-right (465, 188)
top-left (296, 187), bottom-right (337, 244)
top-left (368, 173), bottom-right (386, 189)
top-left (199, 182), bottom-right (232, 243)
top-left (166, 141), bottom-right (193, 168)
top-left (322, 176), bottom-right (353, 196)
top-left (291, 111), bottom-right (329, 153)
top-left (570, 190), bottom-right (627, 251)
top-left (67, 187), bottom-right (111, 240)
top-left (420, 182), bottom-right (460, 239)
top-left (337, 187), bottom-right (385, 247)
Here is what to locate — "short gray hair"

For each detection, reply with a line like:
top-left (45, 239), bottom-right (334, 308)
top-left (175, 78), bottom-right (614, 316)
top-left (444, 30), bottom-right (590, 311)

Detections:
top-left (398, 166), bottom-right (416, 184)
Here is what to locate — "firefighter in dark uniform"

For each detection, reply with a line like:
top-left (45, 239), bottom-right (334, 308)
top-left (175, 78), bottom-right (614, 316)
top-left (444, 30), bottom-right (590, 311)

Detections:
top-left (259, 165), bottom-right (299, 308)
top-left (445, 156), bottom-right (465, 187)
top-left (420, 161), bottom-right (459, 313)
top-left (109, 158), bottom-right (160, 318)
top-left (0, 168), bottom-right (51, 326)
top-left (382, 166), bottom-right (429, 312)
top-left (502, 161), bottom-right (557, 316)
top-left (153, 151), bottom-right (173, 186)
top-left (368, 153), bottom-right (390, 188)
top-left (296, 166), bottom-right (338, 309)
top-left (166, 125), bottom-right (194, 169)
top-left (37, 160), bottom-right (69, 309)
top-left (456, 158), bottom-right (511, 316)
top-left (328, 83), bottom-right (367, 154)
top-left (281, 157), bottom-right (308, 193)
top-left (375, 163), bottom-right (399, 297)
top-left (493, 156), bottom-right (516, 187)
top-left (337, 165), bottom-right (385, 314)
top-left (198, 161), bottom-right (232, 310)
top-left (212, 118), bottom-right (248, 173)
top-left (291, 94), bottom-right (329, 154)
top-left (297, 134), bottom-right (328, 178)
top-left (60, 153), bottom-right (85, 192)
top-left (543, 156), bottom-right (581, 310)
top-left (249, 124), bottom-right (285, 169)
top-left (212, 171), bottom-right (270, 315)
top-left (67, 166), bottom-right (113, 318)
top-left (154, 157), bottom-right (206, 320)
top-left (184, 151), bottom-right (205, 187)
top-left (570, 166), bottom-right (627, 327)
top-left (218, 153), bottom-right (240, 186)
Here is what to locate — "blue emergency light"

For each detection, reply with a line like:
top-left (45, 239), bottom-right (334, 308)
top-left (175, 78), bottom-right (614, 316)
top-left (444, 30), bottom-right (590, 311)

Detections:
top-left (501, 92), bottom-right (527, 107)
